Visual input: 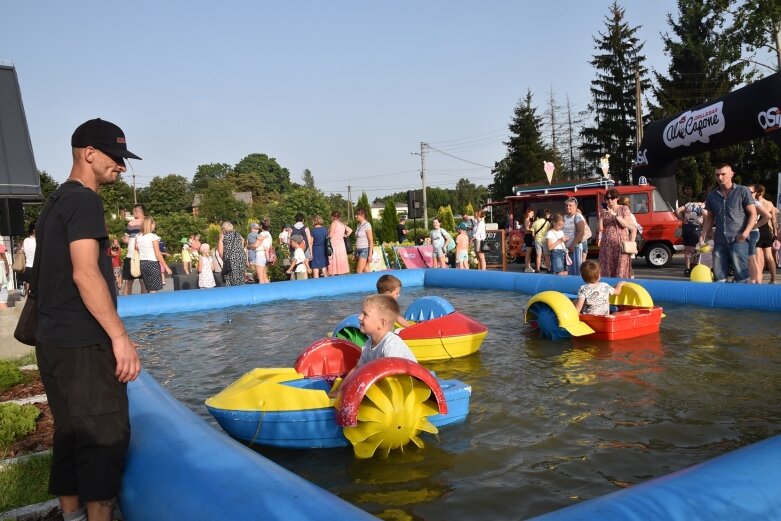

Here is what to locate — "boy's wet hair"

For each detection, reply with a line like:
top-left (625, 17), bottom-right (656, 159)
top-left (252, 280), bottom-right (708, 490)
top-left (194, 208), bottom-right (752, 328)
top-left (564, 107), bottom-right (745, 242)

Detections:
top-left (580, 260), bottom-right (600, 283)
top-left (363, 294), bottom-right (401, 324)
top-left (376, 274), bottom-right (402, 294)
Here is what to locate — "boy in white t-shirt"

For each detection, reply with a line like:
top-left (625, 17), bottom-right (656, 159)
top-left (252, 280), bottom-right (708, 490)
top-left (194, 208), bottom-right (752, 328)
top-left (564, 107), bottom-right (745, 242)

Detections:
top-left (575, 260), bottom-right (625, 316)
top-left (330, 294), bottom-right (416, 397)
top-left (285, 234), bottom-right (310, 280)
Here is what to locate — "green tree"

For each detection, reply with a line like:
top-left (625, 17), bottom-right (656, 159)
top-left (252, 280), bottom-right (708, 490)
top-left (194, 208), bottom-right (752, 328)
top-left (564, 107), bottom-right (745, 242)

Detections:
top-left (302, 169), bottom-right (315, 189)
top-left (356, 192), bottom-right (372, 224)
top-left (234, 153), bottom-right (291, 194)
top-left (651, 0), bottom-right (747, 199)
top-left (326, 193), bottom-right (350, 219)
top-left (140, 174), bottom-right (191, 216)
top-left (452, 178), bottom-right (487, 215)
top-left (23, 171), bottom-right (59, 227)
top-left (580, 2), bottom-right (650, 184)
top-left (490, 91), bottom-right (549, 200)
top-left (268, 186), bottom-right (331, 233)
top-left (198, 179), bottom-right (249, 225)
top-left (437, 205), bottom-right (457, 235)
top-left (226, 170), bottom-right (264, 199)
top-left (192, 163), bottom-right (231, 192)
top-left (153, 212), bottom-right (208, 252)
top-left (728, 0), bottom-right (781, 73)
top-left (98, 174), bottom-right (134, 219)
top-left (379, 198), bottom-right (400, 243)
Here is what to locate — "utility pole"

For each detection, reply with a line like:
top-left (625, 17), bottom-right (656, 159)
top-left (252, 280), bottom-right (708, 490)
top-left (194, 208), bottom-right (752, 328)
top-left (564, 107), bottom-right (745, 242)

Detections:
top-left (420, 142), bottom-right (428, 229)
top-left (635, 68), bottom-right (643, 154)
top-left (411, 143), bottom-right (429, 229)
top-left (347, 184), bottom-right (353, 220)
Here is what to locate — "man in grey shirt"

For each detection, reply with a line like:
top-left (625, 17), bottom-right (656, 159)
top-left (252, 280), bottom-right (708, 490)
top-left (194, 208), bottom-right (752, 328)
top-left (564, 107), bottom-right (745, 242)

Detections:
top-left (700, 163), bottom-right (756, 282)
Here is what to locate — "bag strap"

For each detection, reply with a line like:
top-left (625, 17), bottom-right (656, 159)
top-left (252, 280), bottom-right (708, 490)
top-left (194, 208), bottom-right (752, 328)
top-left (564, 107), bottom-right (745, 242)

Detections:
top-left (28, 188), bottom-right (65, 298)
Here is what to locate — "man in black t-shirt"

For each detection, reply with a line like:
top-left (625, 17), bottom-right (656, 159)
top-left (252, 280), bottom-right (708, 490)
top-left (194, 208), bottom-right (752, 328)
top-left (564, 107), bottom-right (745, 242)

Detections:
top-left (397, 217), bottom-right (408, 243)
top-left (35, 119), bottom-right (142, 521)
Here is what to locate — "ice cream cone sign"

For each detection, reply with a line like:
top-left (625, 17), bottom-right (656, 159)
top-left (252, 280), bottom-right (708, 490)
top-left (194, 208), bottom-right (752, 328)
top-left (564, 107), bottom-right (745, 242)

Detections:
top-left (599, 154), bottom-right (610, 177)
top-left (543, 161), bottom-right (555, 184)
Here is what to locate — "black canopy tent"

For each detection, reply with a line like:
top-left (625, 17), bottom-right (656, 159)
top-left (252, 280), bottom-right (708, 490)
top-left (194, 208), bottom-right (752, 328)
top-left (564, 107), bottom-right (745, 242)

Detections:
top-left (0, 63), bottom-right (40, 236)
top-left (632, 72), bottom-right (781, 207)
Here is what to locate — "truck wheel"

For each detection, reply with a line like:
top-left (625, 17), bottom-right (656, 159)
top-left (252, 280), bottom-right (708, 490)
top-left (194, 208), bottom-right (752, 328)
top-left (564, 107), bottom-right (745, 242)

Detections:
top-left (644, 243), bottom-right (672, 268)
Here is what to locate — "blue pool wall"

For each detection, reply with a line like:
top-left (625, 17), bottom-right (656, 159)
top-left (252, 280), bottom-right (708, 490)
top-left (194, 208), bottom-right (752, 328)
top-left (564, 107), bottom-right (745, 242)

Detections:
top-left (118, 270), bottom-right (781, 520)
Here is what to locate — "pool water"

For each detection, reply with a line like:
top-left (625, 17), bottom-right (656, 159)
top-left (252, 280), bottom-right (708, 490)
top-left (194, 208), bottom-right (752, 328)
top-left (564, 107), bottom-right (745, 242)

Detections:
top-left (126, 287), bottom-right (781, 520)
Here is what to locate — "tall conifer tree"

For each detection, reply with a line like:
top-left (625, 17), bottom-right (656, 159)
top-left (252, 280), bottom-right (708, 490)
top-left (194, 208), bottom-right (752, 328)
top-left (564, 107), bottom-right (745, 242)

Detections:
top-left (490, 90), bottom-right (548, 200)
top-left (581, 2), bottom-right (650, 184)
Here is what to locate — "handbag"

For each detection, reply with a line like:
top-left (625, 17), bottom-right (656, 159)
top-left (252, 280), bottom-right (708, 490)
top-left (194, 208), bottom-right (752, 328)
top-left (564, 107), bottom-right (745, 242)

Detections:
top-left (267, 247), bottom-right (278, 265)
top-left (130, 250), bottom-right (141, 278)
top-left (221, 255), bottom-right (232, 276)
top-left (14, 193), bottom-right (62, 346)
top-left (12, 251), bottom-right (26, 273)
top-left (621, 241), bottom-right (638, 255)
top-left (344, 235), bottom-right (354, 254)
top-left (325, 237), bottom-right (333, 257)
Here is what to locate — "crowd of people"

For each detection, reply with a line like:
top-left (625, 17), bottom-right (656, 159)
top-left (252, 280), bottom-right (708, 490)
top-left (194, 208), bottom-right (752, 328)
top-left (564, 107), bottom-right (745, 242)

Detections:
top-left (512, 164), bottom-right (780, 284)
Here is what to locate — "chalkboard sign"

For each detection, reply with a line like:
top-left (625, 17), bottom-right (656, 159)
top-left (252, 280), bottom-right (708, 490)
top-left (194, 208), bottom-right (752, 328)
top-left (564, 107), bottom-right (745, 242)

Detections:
top-left (481, 229), bottom-right (506, 270)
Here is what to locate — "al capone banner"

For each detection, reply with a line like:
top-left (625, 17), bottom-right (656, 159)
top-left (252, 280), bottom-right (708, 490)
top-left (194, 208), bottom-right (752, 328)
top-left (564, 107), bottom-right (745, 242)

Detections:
top-left (633, 72), bottom-right (781, 206)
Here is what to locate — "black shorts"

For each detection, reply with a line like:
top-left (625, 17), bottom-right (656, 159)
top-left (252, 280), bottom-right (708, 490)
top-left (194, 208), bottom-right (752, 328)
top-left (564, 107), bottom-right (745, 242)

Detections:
top-left (682, 223), bottom-right (701, 247)
top-left (122, 257), bottom-right (141, 280)
top-left (757, 225), bottom-right (774, 248)
top-left (36, 343), bottom-right (130, 502)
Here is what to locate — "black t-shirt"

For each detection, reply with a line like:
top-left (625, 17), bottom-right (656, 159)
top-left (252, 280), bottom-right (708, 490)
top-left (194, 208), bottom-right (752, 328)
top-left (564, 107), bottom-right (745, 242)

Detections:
top-left (397, 223), bottom-right (407, 242)
top-left (36, 181), bottom-right (116, 348)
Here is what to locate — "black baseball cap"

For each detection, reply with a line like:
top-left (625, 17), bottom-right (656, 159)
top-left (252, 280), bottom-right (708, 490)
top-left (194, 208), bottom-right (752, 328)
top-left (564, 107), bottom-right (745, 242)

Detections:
top-left (71, 118), bottom-right (141, 160)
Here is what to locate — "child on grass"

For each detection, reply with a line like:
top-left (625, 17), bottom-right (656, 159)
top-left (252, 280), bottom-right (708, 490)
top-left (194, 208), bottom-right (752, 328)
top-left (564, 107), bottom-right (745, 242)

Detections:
top-left (575, 260), bottom-right (625, 316)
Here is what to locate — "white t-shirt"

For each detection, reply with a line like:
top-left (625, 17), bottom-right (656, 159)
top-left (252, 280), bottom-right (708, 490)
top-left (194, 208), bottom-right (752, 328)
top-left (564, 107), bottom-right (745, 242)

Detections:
top-left (293, 247), bottom-right (306, 273)
top-left (23, 237), bottom-right (36, 267)
top-left (546, 229), bottom-right (566, 250)
top-left (357, 331), bottom-right (416, 368)
top-left (563, 213), bottom-right (584, 248)
top-left (259, 231), bottom-right (272, 256)
top-left (136, 233), bottom-right (160, 261)
top-left (474, 218), bottom-right (487, 241)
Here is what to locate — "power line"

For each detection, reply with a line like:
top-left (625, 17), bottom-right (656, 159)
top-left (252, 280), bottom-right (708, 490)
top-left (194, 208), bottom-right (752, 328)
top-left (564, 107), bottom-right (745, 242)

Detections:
top-left (426, 144), bottom-right (494, 169)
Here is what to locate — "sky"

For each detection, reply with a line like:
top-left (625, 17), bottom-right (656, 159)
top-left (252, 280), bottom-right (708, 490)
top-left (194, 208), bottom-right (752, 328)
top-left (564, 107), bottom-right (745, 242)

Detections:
top-left (1, 0), bottom-right (680, 201)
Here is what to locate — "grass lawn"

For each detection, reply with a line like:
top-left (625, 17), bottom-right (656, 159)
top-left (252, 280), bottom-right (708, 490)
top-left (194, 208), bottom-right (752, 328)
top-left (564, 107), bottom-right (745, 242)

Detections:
top-left (0, 453), bottom-right (54, 513)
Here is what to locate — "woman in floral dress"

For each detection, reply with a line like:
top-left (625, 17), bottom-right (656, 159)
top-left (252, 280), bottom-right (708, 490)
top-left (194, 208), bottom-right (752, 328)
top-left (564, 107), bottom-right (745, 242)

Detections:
top-left (217, 221), bottom-right (246, 286)
top-left (598, 188), bottom-right (634, 279)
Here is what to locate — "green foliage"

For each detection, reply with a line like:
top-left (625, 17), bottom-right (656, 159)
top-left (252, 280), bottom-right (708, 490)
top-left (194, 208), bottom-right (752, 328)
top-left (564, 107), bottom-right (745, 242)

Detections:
top-left (226, 170), bottom-right (264, 199)
top-left (198, 179), bottom-right (249, 225)
top-left (437, 205), bottom-right (457, 235)
top-left (580, 2), bottom-right (650, 184)
top-left (205, 223), bottom-right (222, 251)
top-left (0, 453), bottom-right (54, 512)
top-left (153, 212), bottom-right (208, 252)
top-left (140, 174), bottom-right (192, 216)
top-left (490, 91), bottom-right (549, 200)
top-left (234, 153), bottom-right (291, 194)
top-left (465, 203), bottom-right (476, 216)
top-left (98, 175), bottom-right (135, 219)
top-left (106, 216), bottom-right (128, 242)
top-left (729, 0), bottom-right (781, 74)
top-left (379, 199), bottom-right (400, 243)
top-left (326, 193), bottom-right (350, 219)
top-left (302, 169), bottom-right (315, 189)
top-left (356, 193), bottom-right (372, 224)
top-left (452, 179), bottom-right (487, 215)
top-left (0, 403), bottom-right (40, 449)
top-left (192, 162), bottom-right (232, 192)
top-left (23, 171), bottom-right (59, 231)
top-left (0, 361), bottom-right (23, 393)
top-left (268, 186), bottom-right (332, 234)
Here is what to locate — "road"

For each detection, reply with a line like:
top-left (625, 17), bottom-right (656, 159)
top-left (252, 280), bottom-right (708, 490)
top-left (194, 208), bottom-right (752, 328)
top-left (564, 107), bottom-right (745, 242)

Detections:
top-left (508, 253), bottom-right (777, 283)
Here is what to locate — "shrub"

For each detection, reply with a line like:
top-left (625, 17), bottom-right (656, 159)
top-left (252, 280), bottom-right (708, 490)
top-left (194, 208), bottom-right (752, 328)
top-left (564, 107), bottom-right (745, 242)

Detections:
top-left (0, 403), bottom-right (40, 449)
top-left (0, 361), bottom-right (23, 393)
